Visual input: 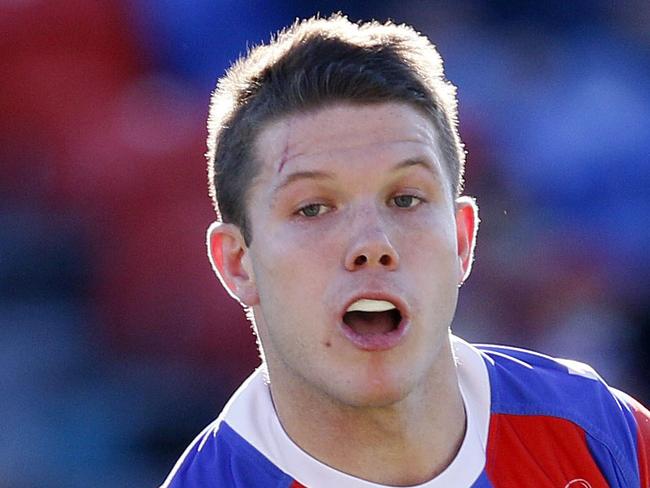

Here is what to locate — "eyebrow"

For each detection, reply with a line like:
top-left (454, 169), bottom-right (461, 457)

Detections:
top-left (271, 170), bottom-right (336, 195)
top-left (272, 157), bottom-right (442, 196)
top-left (392, 157), bottom-right (444, 184)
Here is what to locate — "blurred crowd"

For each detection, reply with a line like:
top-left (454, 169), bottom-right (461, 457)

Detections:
top-left (1, 1), bottom-right (648, 486)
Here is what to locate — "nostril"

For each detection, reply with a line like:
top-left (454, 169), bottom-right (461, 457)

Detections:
top-left (379, 254), bottom-right (391, 266)
top-left (354, 255), bottom-right (367, 266)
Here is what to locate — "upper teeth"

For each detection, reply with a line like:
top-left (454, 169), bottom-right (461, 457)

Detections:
top-left (346, 299), bottom-right (396, 313)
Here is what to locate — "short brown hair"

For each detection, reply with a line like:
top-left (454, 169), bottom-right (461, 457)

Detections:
top-left (207, 13), bottom-right (465, 244)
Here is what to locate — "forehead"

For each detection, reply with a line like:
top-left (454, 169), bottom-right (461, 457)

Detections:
top-left (253, 102), bottom-right (447, 180)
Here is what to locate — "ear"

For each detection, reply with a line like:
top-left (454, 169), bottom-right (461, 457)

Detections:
top-left (206, 221), bottom-right (259, 306)
top-left (454, 196), bottom-right (479, 285)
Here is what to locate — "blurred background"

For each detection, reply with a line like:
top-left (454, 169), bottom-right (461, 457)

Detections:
top-left (1, 0), bottom-right (648, 486)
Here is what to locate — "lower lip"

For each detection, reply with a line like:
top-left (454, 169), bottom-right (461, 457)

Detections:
top-left (339, 318), bottom-right (410, 351)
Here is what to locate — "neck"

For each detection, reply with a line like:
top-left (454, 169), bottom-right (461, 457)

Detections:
top-left (268, 340), bottom-right (466, 486)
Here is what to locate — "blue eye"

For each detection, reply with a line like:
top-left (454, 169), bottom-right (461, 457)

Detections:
top-left (392, 195), bottom-right (421, 208)
top-left (298, 203), bottom-right (328, 217)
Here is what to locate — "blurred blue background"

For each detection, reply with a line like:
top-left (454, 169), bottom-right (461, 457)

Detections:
top-left (1, 0), bottom-right (648, 486)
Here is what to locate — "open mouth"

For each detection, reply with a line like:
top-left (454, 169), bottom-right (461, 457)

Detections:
top-left (340, 298), bottom-right (408, 350)
top-left (343, 308), bottom-right (402, 336)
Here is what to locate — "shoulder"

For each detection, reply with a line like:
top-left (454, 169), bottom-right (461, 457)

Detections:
top-left (159, 369), bottom-right (296, 488)
top-left (160, 419), bottom-right (294, 488)
top-left (476, 344), bottom-right (620, 419)
top-left (475, 344), bottom-right (649, 486)
top-left (614, 389), bottom-right (650, 487)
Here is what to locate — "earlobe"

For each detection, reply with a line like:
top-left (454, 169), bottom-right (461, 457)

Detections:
top-left (455, 196), bottom-right (479, 285)
top-left (206, 221), bottom-right (259, 306)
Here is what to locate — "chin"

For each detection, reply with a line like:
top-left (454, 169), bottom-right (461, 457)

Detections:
top-left (341, 389), bottom-right (408, 409)
top-left (330, 374), bottom-right (413, 409)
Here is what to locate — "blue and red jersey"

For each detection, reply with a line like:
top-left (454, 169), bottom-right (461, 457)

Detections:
top-left (161, 337), bottom-right (649, 487)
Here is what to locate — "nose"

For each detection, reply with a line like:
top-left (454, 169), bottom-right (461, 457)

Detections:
top-left (344, 224), bottom-right (400, 272)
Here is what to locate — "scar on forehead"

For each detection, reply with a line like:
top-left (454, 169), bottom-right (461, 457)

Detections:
top-left (277, 139), bottom-right (290, 173)
top-left (276, 116), bottom-right (294, 173)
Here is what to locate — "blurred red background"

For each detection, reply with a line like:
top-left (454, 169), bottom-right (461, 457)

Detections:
top-left (1, 1), bottom-right (648, 486)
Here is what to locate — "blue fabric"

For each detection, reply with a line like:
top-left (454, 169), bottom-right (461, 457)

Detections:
top-left (584, 389), bottom-right (642, 488)
top-left (470, 470), bottom-right (494, 487)
top-left (478, 344), bottom-right (640, 487)
top-left (164, 345), bottom-right (643, 487)
top-left (164, 421), bottom-right (294, 488)
top-left (165, 418), bottom-right (493, 487)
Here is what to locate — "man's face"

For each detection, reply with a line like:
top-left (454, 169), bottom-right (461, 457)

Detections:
top-left (217, 102), bottom-right (476, 407)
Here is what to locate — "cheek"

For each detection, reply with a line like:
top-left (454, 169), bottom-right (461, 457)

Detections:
top-left (399, 215), bottom-right (459, 279)
top-left (251, 226), bottom-right (339, 308)
top-left (264, 219), bottom-right (344, 268)
top-left (250, 237), bottom-right (337, 356)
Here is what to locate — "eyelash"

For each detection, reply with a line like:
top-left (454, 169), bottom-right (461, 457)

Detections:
top-left (296, 203), bottom-right (331, 218)
top-left (295, 194), bottom-right (424, 218)
top-left (389, 194), bottom-right (424, 209)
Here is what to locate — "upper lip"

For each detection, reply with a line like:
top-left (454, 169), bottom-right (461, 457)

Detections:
top-left (340, 291), bottom-right (409, 322)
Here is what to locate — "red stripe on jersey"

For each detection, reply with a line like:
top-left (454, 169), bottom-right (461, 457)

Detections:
top-left (486, 414), bottom-right (609, 488)
top-left (625, 395), bottom-right (650, 487)
top-left (290, 481), bottom-right (307, 488)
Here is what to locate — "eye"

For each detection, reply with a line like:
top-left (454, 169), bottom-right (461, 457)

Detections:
top-left (391, 194), bottom-right (422, 208)
top-left (297, 203), bottom-right (330, 217)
